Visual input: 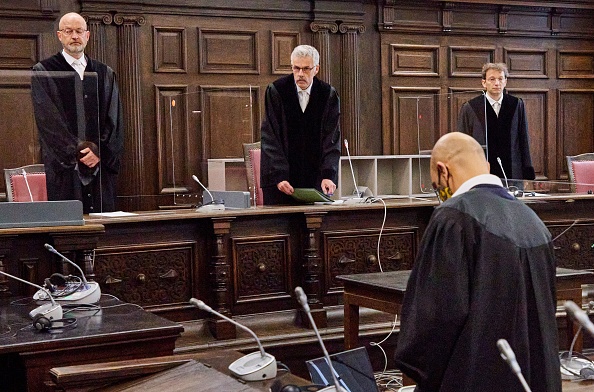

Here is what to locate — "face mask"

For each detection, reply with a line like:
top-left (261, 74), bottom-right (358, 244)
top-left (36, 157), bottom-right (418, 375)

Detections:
top-left (432, 168), bottom-right (453, 203)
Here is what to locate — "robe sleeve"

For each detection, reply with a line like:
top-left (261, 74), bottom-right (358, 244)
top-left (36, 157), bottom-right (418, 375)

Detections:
top-left (260, 83), bottom-right (290, 188)
top-left (394, 207), bottom-right (471, 392)
top-left (319, 87), bottom-right (341, 183)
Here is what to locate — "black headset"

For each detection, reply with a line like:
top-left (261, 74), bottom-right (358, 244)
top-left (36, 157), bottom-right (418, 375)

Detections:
top-left (32, 313), bottom-right (77, 332)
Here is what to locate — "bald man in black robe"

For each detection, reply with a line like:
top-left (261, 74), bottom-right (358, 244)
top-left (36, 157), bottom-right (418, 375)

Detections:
top-left (31, 12), bottom-right (123, 213)
top-left (394, 133), bottom-right (561, 392)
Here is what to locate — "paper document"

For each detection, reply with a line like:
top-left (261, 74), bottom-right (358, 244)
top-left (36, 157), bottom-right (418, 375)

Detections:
top-left (291, 188), bottom-right (334, 203)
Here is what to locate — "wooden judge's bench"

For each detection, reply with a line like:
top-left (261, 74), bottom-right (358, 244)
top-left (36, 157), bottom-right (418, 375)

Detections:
top-left (1, 194), bottom-right (594, 338)
top-left (1, 194), bottom-right (594, 391)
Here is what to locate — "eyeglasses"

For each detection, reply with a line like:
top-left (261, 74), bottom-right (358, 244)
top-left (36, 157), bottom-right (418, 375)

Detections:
top-left (59, 29), bottom-right (87, 36)
top-left (292, 66), bottom-right (315, 74)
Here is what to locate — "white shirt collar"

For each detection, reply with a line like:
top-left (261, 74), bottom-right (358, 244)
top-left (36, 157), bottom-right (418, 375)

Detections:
top-left (296, 83), bottom-right (312, 96)
top-left (452, 174), bottom-right (503, 197)
top-left (61, 50), bottom-right (87, 67)
top-left (485, 93), bottom-right (503, 107)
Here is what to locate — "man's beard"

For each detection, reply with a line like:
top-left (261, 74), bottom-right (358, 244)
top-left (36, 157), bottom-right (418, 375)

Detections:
top-left (66, 43), bottom-right (85, 54)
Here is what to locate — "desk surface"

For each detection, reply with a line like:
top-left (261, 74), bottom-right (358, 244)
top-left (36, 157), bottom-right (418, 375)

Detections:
top-left (0, 295), bottom-right (184, 392)
top-left (50, 349), bottom-right (310, 392)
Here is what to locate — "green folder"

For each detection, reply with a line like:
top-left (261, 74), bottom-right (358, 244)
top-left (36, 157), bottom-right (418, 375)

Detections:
top-left (291, 188), bottom-right (334, 203)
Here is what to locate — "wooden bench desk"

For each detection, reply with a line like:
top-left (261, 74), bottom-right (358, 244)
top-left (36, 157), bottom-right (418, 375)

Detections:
top-left (338, 267), bottom-right (594, 351)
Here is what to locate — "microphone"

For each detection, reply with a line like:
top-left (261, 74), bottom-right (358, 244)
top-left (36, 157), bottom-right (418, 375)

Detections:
top-left (21, 169), bottom-right (34, 202)
top-left (497, 339), bottom-right (532, 392)
top-left (0, 270), bottom-right (63, 321)
top-left (497, 157), bottom-right (510, 189)
top-left (482, 91), bottom-right (489, 162)
top-left (343, 139), bottom-right (365, 204)
top-left (565, 300), bottom-right (594, 338)
top-left (189, 298), bottom-right (276, 381)
top-left (192, 175), bottom-right (225, 211)
top-left (295, 287), bottom-right (347, 392)
top-left (40, 244), bottom-right (101, 304)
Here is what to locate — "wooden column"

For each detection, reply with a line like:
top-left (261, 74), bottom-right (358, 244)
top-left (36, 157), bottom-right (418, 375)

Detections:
top-left (114, 14), bottom-right (145, 212)
top-left (208, 217), bottom-right (236, 339)
top-left (297, 212), bottom-right (327, 329)
top-left (0, 236), bottom-right (15, 297)
top-left (339, 22), bottom-right (365, 155)
top-left (310, 22), bottom-right (338, 83)
top-left (83, 13), bottom-right (112, 63)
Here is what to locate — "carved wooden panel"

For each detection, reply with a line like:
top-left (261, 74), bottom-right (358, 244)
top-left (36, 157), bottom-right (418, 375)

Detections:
top-left (324, 228), bottom-right (417, 293)
top-left (271, 31), bottom-right (299, 75)
top-left (389, 87), bottom-right (440, 154)
top-left (449, 46), bottom-right (495, 77)
top-left (506, 11), bottom-right (549, 36)
top-left (450, 8), bottom-right (498, 33)
top-left (558, 90), bottom-right (594, 177)
top-left (548, 222), bottom-right (594, 270)
top-left (155, 85), bottom-right (190, 193)
top-left (0, 80), bottom-right (40, 183)
top-left (448, 88), bottom-right (481, 134)
top-left (153, 27), bottom-right (186, 73)
top-left (558, 51), bottom-right (594, 79)
top-left (390, 44), bottom-right (439, 77)
top-left (507, 89), bottom-right (548, 179)
top-left (504, 48), bottom-right (548, 79)
top-left (198, 29), bottom-right (259, 74)
top-left (232, 235), bottom-right (291, 304)
top-left (559, 12), bottom-right (594, 37)
top-left (384, 5), bottom-right (441, 32)
top-left (94, 243), bottom-right (194, 306)
top-left (0, 35), bottom-right (38, 69)
top-left (201, 85), bottom-right (260, 159)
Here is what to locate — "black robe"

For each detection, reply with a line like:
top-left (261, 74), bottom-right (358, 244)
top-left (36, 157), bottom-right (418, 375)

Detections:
top-left (394, 185), bottom-right (561, 392)
top-left (457, 94), bottom-right (535, 181)
top-left (260, 74), bottom-right (340, 205)
top-left (31, 52), bottom-right (124, 213)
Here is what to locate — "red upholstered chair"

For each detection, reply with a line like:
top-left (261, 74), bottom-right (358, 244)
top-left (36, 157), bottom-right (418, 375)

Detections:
top-left (243, 142), bottom-right (263, 206)
top-left (566, 153), bottom-right (594, 193)
top-left (3, 164), bottom-right (48, 202)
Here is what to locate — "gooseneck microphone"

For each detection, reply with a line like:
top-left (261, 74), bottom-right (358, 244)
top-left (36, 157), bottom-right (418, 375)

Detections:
top-left (344, 139), bottom-right (360, 198)
top-left (42, 244), bottom-right (101, 304)
top-left (0, 270), bottom-right (63, 321)
top-left (189, 298), bottom-right (276, 381)
top-left (497, 157), bottom-right (510, 190)
top-left (497, 339), bottom-right (532, 392)
top-left (295, 287), bottom-right (347, 392)
top-left (565, 300), bottom-right (594, 338)
top-left (192, 175), bottom-right (225, 211)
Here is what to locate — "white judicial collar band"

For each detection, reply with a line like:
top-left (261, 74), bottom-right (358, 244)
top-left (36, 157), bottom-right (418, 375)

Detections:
top-left (62, 50), bottom-right (87, 79)
top-left (452, 174), bottom-right (503, 197)
top-left (485, 93), bottom-right (503, 114)
top-left (296, 83), bottom-right (312, 112)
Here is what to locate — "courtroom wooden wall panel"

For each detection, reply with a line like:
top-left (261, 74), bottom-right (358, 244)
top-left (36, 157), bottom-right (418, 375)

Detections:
top-left (153, 26), bottom-right (187, 73)
top-left (558, 90), bottom-right (594, 178)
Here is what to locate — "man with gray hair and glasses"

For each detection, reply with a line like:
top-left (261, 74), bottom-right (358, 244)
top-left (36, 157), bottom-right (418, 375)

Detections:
top-left (31, 12), bottom-right (124, 213)
top-left (260, 44), bottom-right (341, 205)
top-left (457, 62), bottom-right (535, 186)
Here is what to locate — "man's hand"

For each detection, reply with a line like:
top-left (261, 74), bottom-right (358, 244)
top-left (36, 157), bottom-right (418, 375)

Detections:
top-left (79, 147), bottom-right (100, 168)
top-left (321, 179), bottom-right (336, 195)
top-left (277, 180), bottom-right (294, 195)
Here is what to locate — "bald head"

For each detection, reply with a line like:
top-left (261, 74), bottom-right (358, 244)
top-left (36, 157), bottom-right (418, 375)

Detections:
top-left (431, 132), bottom-right (490, 194)
top-left (59, 13), bottom-right (86, 30)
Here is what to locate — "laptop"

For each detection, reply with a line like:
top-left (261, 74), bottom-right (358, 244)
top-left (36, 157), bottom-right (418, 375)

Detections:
top-left (306, 347), bottom-right (380, 392)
